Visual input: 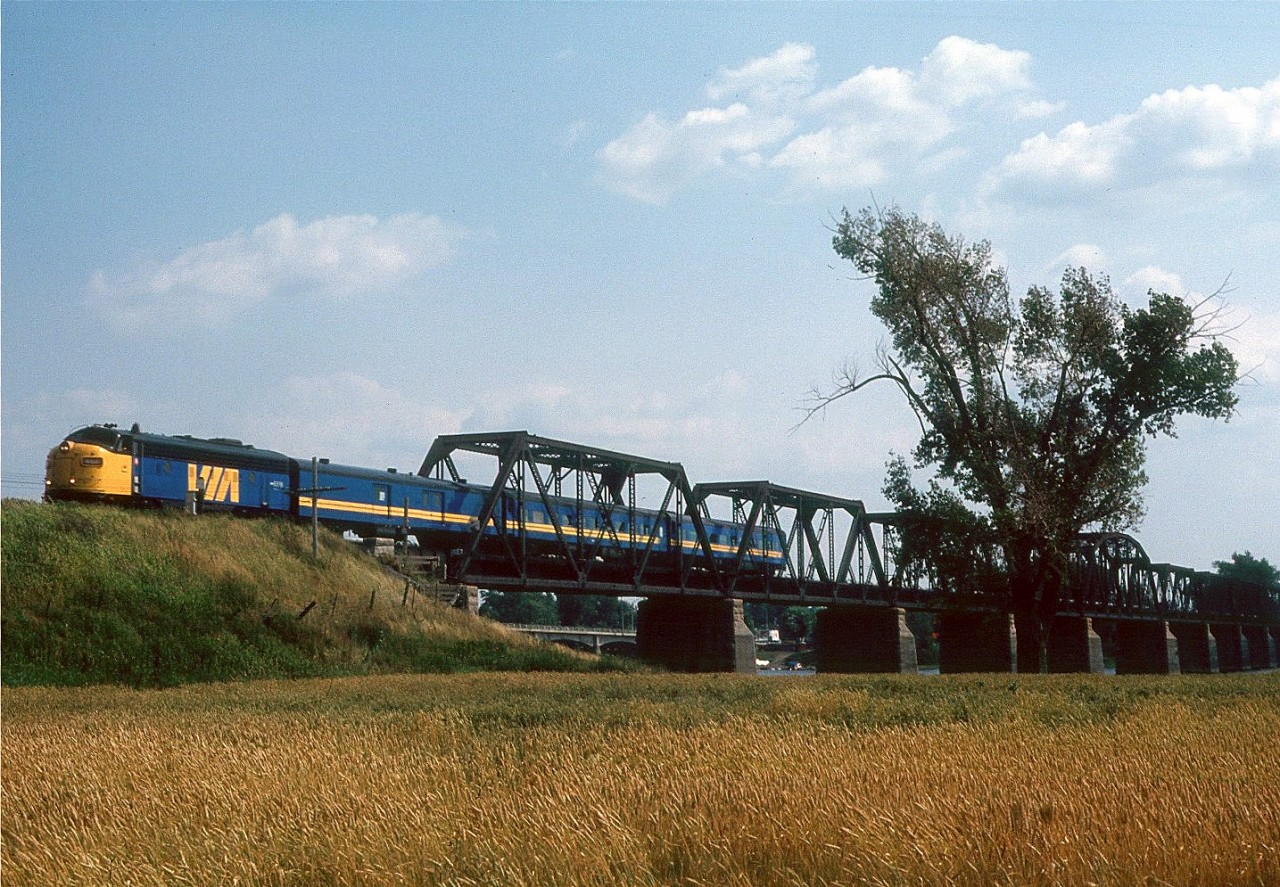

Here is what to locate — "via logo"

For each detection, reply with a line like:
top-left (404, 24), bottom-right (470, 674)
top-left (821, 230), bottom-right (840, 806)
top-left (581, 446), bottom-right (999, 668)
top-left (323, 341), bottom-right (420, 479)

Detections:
top-left (188, 464), bottom-right (240, 502)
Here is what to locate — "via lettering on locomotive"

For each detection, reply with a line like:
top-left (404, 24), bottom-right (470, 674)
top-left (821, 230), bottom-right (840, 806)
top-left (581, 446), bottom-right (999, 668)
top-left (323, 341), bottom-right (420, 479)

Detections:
top-left (187, 463), bottom-right (240, 503)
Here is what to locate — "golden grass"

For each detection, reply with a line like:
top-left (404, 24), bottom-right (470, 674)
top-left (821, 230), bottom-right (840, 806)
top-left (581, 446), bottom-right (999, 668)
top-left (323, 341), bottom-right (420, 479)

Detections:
top-left (4, 673), bottom-right (1278, 886)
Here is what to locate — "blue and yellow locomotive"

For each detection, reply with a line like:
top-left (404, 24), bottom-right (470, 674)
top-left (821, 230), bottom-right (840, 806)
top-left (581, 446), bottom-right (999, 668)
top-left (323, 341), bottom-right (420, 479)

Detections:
top-left (45, 424), bottom-right (786, 573)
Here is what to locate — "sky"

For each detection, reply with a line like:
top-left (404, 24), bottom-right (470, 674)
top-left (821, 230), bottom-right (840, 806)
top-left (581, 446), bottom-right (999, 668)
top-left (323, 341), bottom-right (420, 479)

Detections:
top-left (3, 3), bottom-right (1278, 571)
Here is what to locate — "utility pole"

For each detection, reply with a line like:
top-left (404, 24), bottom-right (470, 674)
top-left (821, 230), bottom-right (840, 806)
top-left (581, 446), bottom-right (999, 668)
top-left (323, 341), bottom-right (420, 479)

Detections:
top-left (293, 457), bottom-right (343, 561)
top-left (312, 456), bottom-right (319, 559)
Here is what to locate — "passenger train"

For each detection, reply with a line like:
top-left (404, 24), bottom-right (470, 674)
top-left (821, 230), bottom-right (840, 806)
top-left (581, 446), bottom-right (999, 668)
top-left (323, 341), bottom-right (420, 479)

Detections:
top-left (44, 424), bottom-right (787, 572)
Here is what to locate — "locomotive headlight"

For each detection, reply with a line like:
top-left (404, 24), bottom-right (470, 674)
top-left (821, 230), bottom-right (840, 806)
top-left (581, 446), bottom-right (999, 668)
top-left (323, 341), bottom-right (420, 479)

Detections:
top-left (59, 442), bottom-right (71, 453)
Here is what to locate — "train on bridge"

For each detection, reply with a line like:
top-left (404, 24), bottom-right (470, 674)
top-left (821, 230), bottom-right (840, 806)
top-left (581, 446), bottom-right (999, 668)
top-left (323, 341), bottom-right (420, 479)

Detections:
top-left (44, 423), bottom-right (788, 577)
top-left (43, 422), bottom-right (1280, 675)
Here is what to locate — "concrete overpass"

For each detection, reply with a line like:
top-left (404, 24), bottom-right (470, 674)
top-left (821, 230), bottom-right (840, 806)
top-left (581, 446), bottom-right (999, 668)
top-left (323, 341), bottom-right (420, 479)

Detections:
top-left (507, 623), bottom-right (637, 656)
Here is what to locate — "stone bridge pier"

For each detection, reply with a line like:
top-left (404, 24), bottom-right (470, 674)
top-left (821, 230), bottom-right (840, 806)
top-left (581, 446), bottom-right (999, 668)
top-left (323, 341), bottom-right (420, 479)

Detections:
top-left (1211, 624), bottom-right (1251, 672)
top-left (813, 607), bottom-right (918, 673)
top-left (1113, 621), bottom-right (1180, 674)
top-left (635, 597), bottom-right (757, 673)
top-left (1169, 622), bottom-right (1218, 673)
top-left (1243, 625), bottom-right (1278, 670)
top-left (1046, 616), bottom-right (1105, 673)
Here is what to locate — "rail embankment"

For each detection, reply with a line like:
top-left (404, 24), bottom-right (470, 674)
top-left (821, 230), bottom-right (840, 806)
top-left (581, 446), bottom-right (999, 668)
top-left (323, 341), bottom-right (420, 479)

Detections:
top-left (1, 499), bottom-right (622, 687)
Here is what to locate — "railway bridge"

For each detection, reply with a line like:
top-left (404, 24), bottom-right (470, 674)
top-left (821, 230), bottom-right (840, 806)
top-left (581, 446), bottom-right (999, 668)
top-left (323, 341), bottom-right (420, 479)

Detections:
top-left (418, 431), bottom-right (1280, 675)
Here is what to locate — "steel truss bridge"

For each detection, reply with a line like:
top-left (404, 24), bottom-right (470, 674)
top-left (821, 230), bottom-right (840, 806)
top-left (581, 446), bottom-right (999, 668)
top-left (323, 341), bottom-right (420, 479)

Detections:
top-left (417, 431), bottom-right (1278, 628)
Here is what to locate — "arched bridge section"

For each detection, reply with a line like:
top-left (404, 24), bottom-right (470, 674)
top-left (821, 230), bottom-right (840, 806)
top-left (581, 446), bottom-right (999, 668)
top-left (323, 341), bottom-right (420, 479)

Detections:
top-left (1068, 532), bottom-right (1278, 624)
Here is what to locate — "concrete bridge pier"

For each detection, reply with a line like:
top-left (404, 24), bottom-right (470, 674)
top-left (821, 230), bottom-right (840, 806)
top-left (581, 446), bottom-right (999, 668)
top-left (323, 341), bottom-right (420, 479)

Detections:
top-left (636, 597), bottom-right (757, 673)
top-left (1243, 626), bottom-right (1277, 670)
top-left (1210, 623), bottom-right (1251, 672)
top-left (937, 613), bottom-right (1016, 673)
top-left (813, 607), bottom-right (918, 674)
top-left (1114, 621), bottom-right (1179, 674)
top-left (455, 585), bottom-right (480, 616)
top-left (1046, 616), bottom-right (1105, 673)
top-left (1169, 622), bottom-right (1219, 674)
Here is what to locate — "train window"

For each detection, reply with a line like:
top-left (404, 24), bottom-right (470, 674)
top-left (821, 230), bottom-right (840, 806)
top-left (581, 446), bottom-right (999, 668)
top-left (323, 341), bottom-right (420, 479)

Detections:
top-left (373, 484), bottom-right (389, 504)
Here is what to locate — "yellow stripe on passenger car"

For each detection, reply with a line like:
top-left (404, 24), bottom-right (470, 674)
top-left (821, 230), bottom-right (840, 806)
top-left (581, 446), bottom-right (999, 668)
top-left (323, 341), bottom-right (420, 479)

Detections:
top-left (301, 496), bottom-right (781, 558)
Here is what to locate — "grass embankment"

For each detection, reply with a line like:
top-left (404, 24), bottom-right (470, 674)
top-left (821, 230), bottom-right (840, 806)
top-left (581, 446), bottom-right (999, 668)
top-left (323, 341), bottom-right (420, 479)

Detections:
top-left (3, 673), bottom-right (1278, 886)
top-left (1, 499), bottom-right (620, 687)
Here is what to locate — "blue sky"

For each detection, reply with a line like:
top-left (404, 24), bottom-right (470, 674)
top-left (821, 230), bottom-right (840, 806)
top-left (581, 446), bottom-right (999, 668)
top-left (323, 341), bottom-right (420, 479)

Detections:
top-left (4, 3), bottom-right (1278, 569)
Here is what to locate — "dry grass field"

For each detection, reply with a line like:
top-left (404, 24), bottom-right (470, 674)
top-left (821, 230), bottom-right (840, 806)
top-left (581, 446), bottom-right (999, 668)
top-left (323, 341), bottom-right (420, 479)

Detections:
top-left (4, 672), bottom-right (1278, 886)
top-left (2, 500), bottom-right (612, 686)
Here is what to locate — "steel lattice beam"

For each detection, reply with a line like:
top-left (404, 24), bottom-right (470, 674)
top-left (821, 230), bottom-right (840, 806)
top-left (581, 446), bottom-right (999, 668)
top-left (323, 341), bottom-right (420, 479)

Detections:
top-left (690, 480), bottom-right (895, 604)
top-left (417, 431), bottom-right (723, 594)
top-left (412, 433), bottom-right (1278, 625)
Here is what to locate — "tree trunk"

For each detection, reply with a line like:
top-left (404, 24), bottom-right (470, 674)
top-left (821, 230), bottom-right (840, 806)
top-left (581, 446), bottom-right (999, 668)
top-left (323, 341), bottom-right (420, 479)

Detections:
top-left (1011, 550), bottom-right (1066, 674)
top-left (1013, 602), bottom-right (1045, 673)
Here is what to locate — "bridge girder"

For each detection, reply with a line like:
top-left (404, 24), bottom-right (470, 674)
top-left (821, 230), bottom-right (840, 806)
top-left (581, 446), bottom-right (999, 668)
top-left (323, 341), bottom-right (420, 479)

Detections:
top-left (690, 480), bottom-right (891, 600)
top-left (417, 431), bottom-right (723, 594)
top-left (412, 433), bottom-right (1278, 626)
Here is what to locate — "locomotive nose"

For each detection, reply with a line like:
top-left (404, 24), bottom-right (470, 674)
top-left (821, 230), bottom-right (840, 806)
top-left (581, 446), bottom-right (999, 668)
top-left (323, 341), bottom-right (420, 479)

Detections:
top-left (44, 437), bottom-right (133, 501)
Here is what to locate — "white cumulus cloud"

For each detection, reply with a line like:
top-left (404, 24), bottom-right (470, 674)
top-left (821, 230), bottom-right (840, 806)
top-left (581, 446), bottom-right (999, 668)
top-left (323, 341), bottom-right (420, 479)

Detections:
top-left (596, 105), bottom-right (796, 204)
top-left (988, 77), bottom-right (1280, 196)
top-left (88, 212), bottom-right (459, 330)
top-left (598, 37), bottom-right (1051, 202)
top-left (918, 35), bottom-right (1031, 106)
top-left (706, 42), bottom-right (817, 107)
top-left (1123, 265), bottom-right (1188, 297)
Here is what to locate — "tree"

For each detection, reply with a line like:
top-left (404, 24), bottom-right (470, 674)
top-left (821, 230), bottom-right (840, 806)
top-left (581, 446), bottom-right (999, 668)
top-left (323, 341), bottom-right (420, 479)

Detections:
top-left (743, 603), bottom-right (817, 642)
top-left (557, 594), bottom-right (637, 630)
top-left (478, 591), bottom-right (559, 625)
top-left (1214, 551), bottom-right (1280, 589)
top-left (818, 206), bottom-right (1239, 671)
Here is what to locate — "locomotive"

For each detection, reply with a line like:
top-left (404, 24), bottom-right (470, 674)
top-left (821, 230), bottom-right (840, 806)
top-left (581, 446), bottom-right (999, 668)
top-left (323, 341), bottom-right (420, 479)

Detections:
top-left (44, 424), bottom-right (786, 573)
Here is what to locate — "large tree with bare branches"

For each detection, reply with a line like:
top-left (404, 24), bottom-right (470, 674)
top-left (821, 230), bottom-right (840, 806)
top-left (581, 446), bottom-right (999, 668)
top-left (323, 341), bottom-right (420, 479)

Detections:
top-left (820, 206), bottom-right (1239, 671)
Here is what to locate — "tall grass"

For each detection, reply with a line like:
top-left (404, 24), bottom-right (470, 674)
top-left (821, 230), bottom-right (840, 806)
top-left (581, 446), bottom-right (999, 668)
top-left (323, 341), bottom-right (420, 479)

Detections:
top-left (1, 500), bottom-right (621, 686)
top-left (3, 673), bottom-right (1278, 886)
